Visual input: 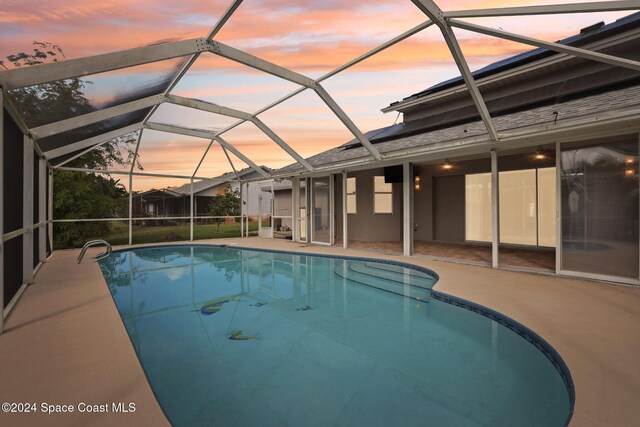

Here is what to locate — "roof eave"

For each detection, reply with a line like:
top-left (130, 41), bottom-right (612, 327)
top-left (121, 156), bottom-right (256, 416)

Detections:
top-left (267, 106), bottom-right (640, 181)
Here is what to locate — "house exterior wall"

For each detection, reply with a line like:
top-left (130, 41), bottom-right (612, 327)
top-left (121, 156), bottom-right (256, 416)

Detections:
top-left (414, 165), bottom-right (433, 242)
top-left (195, 181), bottom-right (265, 217)
top-left (273, 188), bottom-right (292, 232)
top-left (433, 175), bottom-right (466, 242)
top-left (273, 189), bottom-right (292, 216)
top-left (342, 168), bottom-right (403, 242)
top-left (245, 182), bottom-right (264, 217)
top-left (196, 184), bottom-right (228, 197)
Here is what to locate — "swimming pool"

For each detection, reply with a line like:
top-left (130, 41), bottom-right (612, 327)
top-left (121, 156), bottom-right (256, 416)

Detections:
top-left (100, 245), bottom-right (573, 426)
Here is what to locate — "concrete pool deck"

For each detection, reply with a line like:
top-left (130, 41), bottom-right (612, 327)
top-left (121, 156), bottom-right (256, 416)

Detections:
top-left (0, 237), bottom-right (638, 426)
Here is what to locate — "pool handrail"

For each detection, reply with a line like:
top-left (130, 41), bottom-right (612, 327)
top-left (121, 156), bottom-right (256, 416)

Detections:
top-left (77, 239), bottom-right (112, 264)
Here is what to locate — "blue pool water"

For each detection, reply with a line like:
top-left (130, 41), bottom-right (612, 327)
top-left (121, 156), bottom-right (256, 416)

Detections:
top-left (100, 245), bottom-right (572, 426)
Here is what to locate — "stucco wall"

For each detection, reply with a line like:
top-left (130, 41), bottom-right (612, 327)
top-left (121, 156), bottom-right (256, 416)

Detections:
top-left (342, 168), bottom-right (403, 242)
top-left (414, 165), bottom-right (433, 241)
top-left (246, 182), bottom-right (266, 217)
top-left (433, 175), bottom-right (466, 242)
top-left (274, 189), bottom-right (292, 216)
top-left (196, 184), bottom-right (228, 197)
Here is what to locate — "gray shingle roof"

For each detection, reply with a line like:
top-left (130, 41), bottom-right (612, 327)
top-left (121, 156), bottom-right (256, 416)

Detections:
top-left (170, 166), bottom-right (271, 195)
top-left (276, 84), bottom-right (640, 175)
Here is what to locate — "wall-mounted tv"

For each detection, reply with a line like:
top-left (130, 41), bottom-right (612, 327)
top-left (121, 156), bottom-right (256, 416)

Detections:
top-left (384, 165), bottom-right (403, 183)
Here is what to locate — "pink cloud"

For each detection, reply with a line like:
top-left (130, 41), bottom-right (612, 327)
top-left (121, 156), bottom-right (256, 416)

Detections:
top-left (1, 0), bottom-right (631, 190)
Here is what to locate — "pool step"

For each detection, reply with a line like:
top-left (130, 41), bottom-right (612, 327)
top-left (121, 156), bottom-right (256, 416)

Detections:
top-left (334, 261), bottom-right (432, 302)
top-left (353, 262), bottom-right (435, 289)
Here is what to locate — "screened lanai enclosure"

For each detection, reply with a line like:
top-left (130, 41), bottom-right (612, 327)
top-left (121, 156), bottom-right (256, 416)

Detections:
top-left (2, 0), bottom-right (640, 333)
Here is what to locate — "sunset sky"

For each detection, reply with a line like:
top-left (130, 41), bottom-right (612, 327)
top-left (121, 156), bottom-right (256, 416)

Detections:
top-left (0, 0), bottom-right (632, 189)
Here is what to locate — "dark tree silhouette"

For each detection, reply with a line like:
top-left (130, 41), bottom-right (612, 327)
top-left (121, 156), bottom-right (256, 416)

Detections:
top-left (2, 42), bottom-right (141, 247)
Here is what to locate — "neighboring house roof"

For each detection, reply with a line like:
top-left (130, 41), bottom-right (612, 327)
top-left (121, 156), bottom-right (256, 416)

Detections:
top-left (136, 188), bottom-right (184, 198)
top-left (260, 179), bottom-right (294, 191)
top-left (136, 165), bottom-right (272, 196)
top-left (170, 166), bottom-right (271, 195)
top-left (276, 83), bottom-right (640, 175)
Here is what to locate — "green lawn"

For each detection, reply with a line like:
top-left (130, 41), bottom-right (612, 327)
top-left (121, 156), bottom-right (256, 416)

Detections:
top-left (54, 220), bottom-right (259, 249)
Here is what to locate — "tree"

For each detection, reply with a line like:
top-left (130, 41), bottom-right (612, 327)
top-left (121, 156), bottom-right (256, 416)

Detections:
top-left (2, 42), bottom-right (140, 248)
top-left (209, 185), bottom-right (241, 233)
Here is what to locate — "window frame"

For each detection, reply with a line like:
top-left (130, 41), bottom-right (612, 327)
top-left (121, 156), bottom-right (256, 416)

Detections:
top-left (346, 177), bottom-right (357, 215)
top-left (373, 176), bottom-right (393, 215)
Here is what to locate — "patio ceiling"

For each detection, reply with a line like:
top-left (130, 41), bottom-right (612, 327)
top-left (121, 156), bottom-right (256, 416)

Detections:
top-left (0, 0), bottom-right (639, 183)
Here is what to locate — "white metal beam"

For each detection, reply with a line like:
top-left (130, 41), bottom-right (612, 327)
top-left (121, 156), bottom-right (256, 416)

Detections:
top-left (215, 136), bottom-right (270, 178)
top-left (2, 93), bottom-right (30, 135)
top-left (382, 28), bottom-right (639, 113)
top-left (321, 20), bottom-right (434, 81)
top-left (128, 174), bottom-right (133, 246)
top-left (412, 0), bottom-right (500, 142)
top-left (292, 178), bottom-right (299, 242)
top-left (127, 129), bottom-right (144, 174)
top-left (163, 0), bottom-right (244, 98)
top-left (313, 83), bottom-right (383, 160)
top-left (221, 145), bottom-right (240, 180)
top-left (342, 172), bottom-right (348, 249)
top-left (491, 149), bottom-right (499, 268)
top-left (146, 122), bottom-right (215, 139)
top-left (135, 0), bottom-right (245, 173)
top-left (402, 162), bottom-right (414, 256)
top-left (239, 182), bottom-right (244, 238)
top-left (251, 117), bottom-right (314, 171)
top-left (208, 0), bottom-right (244, 40)
top-left (144, 122), bottom-right (269, 178)
top-left (190, 179), bottom-right (194, 241)
top-left (47, 168), bottom-right (53, 251)
top-left (38, 158), bottom-right (46, 263)
top-left (214, 20), bottom-right (436, 143)
top-left (0, 38), bottom-right (209, 90)
top-left (0, 89), bottom-right (4, 334)
top-left (445, 1), bottom-right (640, 18)
top-left (57, 166), bottom-right (220, 181)
top-left (555, 142), bottom-right (561, 274)
top-left (54, 130), bottom-right (140, 168)
top-left (167, 94), bottom-right (253, 120)
top-left (192, 139), bottom-right (217, 178)
top-left (450, 19), bottom-right (640, 73)
top-left (44, 123), bottom-right (143, 160)
top-left (23, 136), bottom-right (34, 284)
top-left (31, 95), bottom-right (162, 140)
top-left (208, 41), bottom-right (316, 88)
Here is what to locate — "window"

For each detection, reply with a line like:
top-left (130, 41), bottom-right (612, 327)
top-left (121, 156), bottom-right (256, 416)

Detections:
top-left (373, 176), bottom-right (393, 214)
top-left (465, 173), bottom-right (492, 242)
top-left (346, 177), bottom-right (356, 214)
top-left (464, 168), bottom-right (556, 247)
top-left (499, 169), bottom-right (537, 245)
top-left (537, 168), bottom-right (556, 247)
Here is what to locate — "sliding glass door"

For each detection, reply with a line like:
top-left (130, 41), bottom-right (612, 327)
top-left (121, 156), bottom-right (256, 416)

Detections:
top-left (297, 178), bottom-right (307, 242)
top-left (560, 139), bottom-right (639, 281)
top-left (311, 176), bottom-right (332, 245)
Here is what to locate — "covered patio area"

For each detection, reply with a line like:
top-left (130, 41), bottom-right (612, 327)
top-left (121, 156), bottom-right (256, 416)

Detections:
top-left (338, 240), bottom-right (555, 271)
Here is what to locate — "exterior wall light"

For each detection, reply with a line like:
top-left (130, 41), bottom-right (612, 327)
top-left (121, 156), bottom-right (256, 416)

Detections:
top-left (625, 158), bottom-right (635, 177)
top-left (535, 147), bottom-right (546, 159)
top-left (443, 160), bottom-right (452, 170)
top-left (414, 175), bottom-right (421, 190)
